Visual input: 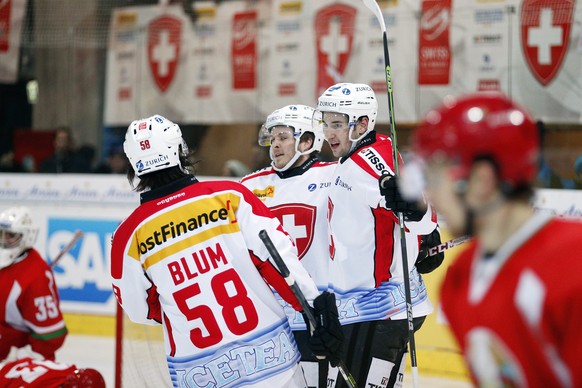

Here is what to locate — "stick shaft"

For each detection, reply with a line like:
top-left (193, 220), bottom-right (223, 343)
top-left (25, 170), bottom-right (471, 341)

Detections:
top-left (50, 230), bottom-right (84, 268)
top-left (258, 230), bottom-right (358, 388)
top-left (426, 235), bottom-right (472, 257)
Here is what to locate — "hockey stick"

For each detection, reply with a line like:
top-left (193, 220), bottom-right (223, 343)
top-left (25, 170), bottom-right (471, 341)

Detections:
top-left (258, 230), bottom-right (358, 388)
top-left (362, 0), bottom-right (419, 386)
top-left (425, 235), bottom-right (472, 258)
top-left (49, 230), bottom-right (84, 268)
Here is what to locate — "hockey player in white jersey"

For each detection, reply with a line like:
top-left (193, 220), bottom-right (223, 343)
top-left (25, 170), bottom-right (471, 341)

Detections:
top-left (241, 105), bottom-right (341, 387)
top-left (313, 83), bottom-right (437, 388)
top-left (111, 115), bottom-right (343, 388)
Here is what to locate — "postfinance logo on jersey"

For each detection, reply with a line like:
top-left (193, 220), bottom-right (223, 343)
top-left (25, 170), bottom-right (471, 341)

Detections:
top-left (252, 185), bottom-right (275, 201)
top-left (132, 194), bottom-right (240, 269)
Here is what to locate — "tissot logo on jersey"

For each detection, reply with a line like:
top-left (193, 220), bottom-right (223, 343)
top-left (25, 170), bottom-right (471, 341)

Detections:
top-left (360, 148), bottom-right (389, 175)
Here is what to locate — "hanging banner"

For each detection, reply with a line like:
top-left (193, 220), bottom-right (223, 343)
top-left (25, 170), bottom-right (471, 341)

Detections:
top-left (521, 0), bottom-right (574, 86)
top-left (103, 0), bottom-right (582, 125)
top-left (462, 3), bottom-right (510, 93)
top-left (418, 0), bottom-right (452, 85)
top-left (314, 3), bottom-right (357, 99)
top-left (231, 10), bottom-right (258, 90)
top-left (147, 15), bottom-right (182, 93)
top-left (0, 0), bottom-right (27, 83)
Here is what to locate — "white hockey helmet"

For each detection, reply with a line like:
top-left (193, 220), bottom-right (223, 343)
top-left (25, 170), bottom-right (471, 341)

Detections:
top-left (123, 115), bottom-right (186, 176)
top-left (258, 105), bottom-right (324, 171)
top-left (315, 83), bottom-right (378, 143)
top-left (0, 206), bottom-right (38, 269)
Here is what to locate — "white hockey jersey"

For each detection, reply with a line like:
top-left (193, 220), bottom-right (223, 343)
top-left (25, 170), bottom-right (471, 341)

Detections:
top-left (241, 157), bottom-right (337, 330)
top-left (111, 177), bottom-right (319, 388)
top-left (328, 133), bottom-right (436, 324)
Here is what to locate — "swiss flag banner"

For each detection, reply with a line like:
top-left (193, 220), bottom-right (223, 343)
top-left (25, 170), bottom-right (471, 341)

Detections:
top-left (521, 0), bottom-right (574, 86)
top-left (314, 3), bottom-right (356, 99)
top-left (231, 10), bottom-right (258, 90)
top-left (418, 0), bottom-right (452, 85)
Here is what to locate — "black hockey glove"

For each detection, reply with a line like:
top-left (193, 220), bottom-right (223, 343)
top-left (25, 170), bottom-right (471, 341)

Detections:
top-left (379, 173), bottom-right (426, 222)
top-left (416, 228), bottom-right (445, 274)
top-left (307, 291), bottom-right (344, 367)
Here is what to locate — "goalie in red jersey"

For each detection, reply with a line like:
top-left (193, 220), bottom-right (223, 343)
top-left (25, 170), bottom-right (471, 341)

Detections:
top-left (0, 206), bottom-right (68, 362)
top-left (412, 93), bottom-right (582, 387)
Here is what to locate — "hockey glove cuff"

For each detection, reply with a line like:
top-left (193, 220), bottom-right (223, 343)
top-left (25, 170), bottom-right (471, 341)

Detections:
top-left (308, 291), bottom-right (344, 367)
top-left (416, 228), bottom-right (445, 274)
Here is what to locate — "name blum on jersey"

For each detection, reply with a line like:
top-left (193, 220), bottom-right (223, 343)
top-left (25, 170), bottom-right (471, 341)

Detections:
top-left (359, 148), bottom-right (391, 176)
top-left (135, 154), bottom-right (170, 173)
top-left (138, 207), bottom-right (230, 254)
top-left (170, 323), bottom-right (299, 387)
top-left (168, 243), bottom-right (227, 285)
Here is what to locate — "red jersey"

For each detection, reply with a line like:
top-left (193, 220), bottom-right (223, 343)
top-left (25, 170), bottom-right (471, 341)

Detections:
top-left (441, 214), bottom-right (582, 387)
top-left (0, 249), bottom-right (67, 360)
top-left (0, 358), bottom-right (76, 388)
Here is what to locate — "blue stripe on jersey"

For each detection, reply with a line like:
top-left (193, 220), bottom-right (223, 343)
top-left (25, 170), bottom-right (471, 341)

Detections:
top-left (167, 318), bottom-right (300, 388)
top-left (332, 268), bottom-right (429, 325)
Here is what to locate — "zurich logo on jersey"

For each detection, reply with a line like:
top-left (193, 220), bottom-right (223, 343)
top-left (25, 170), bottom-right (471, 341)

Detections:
top-left (155, 116), bottom-right (164, 123)
top-left (135, 160), bottom-right (144, 171)
top-left (289, 106), bottom-right (297, 111)
top-left (342, 88), bottom-right (351, 95)
top-left (308, 183), bottom-right (316, 192)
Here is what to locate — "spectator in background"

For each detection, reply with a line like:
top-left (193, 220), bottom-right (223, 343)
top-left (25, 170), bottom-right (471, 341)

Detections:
top-left (94, 146), bottom-right (128, 174)
top-left (0, 151), bottom-right (25, 173)
top-left (38, 127), bottom-right (81, 173)
top-left (222, 158), bottom-right (251, 177)
top-left (535, 120), bottom-right (573, 189)
top-left (573, 155), bottom-right (582, 189)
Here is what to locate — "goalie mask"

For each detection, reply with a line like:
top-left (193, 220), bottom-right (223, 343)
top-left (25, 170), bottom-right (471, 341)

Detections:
top-left (258, 105), bottom-right (324, 172)
top-left (314, 83), bottom-right (378, 145)
top-left (123, 115), bottom-right (187, 177)
top-left (0, 206), bottom-right (38, 269)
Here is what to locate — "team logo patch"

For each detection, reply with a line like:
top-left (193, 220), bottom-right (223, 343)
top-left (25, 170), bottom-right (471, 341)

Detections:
top-left (520, 0), bottom-right (573, 86)
top-left (269, 204), bottom-right (316, 260)
top-left (252, 186), bottom-right (275, 201)
top-left (148, 15), bottom-right (182, 92)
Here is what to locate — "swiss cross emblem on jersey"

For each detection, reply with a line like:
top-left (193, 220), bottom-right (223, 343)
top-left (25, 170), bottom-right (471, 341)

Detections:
top-left (147, 15), bottom-right (182, 92)
top-left (520, 0), bottom-right (574, 86)
top-left (269, 204), bottom-right (316, 260)
top-left (314, 4), bottom-right (356, 98)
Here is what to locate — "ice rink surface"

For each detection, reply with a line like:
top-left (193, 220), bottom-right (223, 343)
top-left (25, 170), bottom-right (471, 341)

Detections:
top-left (56, 334), bottom-right (472, 388)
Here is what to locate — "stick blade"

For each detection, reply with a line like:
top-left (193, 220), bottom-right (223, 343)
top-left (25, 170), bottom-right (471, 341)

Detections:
top-left (362, 0), bottom-right (386, 32)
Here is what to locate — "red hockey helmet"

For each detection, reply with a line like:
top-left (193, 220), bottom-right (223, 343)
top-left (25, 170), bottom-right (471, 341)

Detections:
top-left (413, 93), bottom-right (539, 189)
top-left (62, 368), bottom-right (106, 388)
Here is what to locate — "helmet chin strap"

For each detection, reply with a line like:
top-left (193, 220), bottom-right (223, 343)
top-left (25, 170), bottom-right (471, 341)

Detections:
top-left (348, 123), bottom-right (369, 152)
top-left (271, 148), bottom-right (302, 172)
